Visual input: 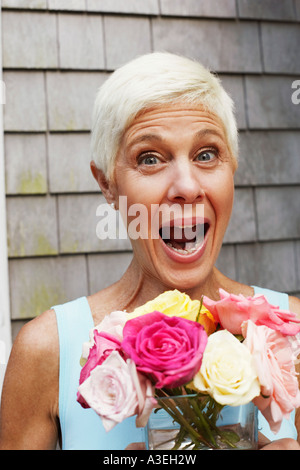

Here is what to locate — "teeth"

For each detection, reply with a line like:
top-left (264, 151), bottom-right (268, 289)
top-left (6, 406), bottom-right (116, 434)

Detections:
top-left (175, 224), bottom-right (194, 229)
top-left (185, 241), bottom-right (196, 251)
top-left (167, 243), bottom-right (194, 254)
top-left (161, 222), bottom-right (208, 255)
top-left (166, 237), bottom-right (203, 255)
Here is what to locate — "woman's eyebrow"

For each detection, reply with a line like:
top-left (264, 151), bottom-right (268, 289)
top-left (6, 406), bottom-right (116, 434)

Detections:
top-left (127, 133), bottom-right (163, 148)
top-left (194, 128), bottom-right (224, 140)
top-left (127, 128), bottom-right (224, 149)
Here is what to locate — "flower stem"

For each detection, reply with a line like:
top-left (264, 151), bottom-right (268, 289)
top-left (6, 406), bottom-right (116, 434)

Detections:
top-left (196, 296), bottom-right (204, 323)
top-left (189, 397), bottom-right (218, 447)
top-left (155, 392), bottom-right (219, 449)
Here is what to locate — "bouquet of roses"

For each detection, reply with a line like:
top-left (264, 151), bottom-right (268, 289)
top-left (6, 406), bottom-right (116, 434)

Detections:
top-left (77, 289), bottom-right (300, 449)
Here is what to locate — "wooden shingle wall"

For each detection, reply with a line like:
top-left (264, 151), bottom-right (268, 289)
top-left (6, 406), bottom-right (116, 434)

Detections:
top-left (2, 0), bottom-right (300, 340)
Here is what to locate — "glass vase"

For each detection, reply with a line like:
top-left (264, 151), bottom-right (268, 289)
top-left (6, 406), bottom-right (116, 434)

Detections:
top-left (145, 394), bottom-right (258, 450)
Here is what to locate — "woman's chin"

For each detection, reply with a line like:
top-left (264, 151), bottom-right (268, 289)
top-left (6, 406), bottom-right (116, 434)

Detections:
top-left (154, 264), bottom-right (211, 292)
top-left (132, 233), bottom-right (216, 291)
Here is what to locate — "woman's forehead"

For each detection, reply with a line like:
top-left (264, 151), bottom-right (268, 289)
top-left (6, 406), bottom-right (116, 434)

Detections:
top-left (122, 105), bottom-right (227, 146)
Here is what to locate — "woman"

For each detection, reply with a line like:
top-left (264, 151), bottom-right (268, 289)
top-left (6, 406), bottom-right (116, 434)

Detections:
top-left (0, 52), bottom-right (299, 450)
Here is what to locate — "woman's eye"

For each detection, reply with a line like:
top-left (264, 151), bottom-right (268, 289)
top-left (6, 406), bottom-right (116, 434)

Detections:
top-left (195, 150), bottom-right (216, 162)
top-left (139, 154), bottom-right (159, 165)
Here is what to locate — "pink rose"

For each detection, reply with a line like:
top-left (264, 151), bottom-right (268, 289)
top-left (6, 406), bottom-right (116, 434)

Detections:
top-left (77, 351), bottom-right (155, 431)
top-left (81, 310), bottom-right (127, 360)
top-left (121, 311), bottom-right (208, 388)
top-left (127, 359), bottom-right (157, 428)
top-left (77, 311), bottom-right (127, 408)
top-left (77, 330), bottom-right (123, 408)
top-left (203, 289), bottom-right (300, 335)
top-left (242, 320), bottom-right (300, 433)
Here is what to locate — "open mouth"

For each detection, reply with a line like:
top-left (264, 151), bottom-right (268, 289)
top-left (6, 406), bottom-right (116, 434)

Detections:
top-left (159, 222), bottom-right (210, 255)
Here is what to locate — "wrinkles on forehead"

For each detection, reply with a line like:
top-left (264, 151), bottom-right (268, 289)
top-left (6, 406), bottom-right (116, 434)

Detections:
top-left (122, 106), bottom-right (227, 149)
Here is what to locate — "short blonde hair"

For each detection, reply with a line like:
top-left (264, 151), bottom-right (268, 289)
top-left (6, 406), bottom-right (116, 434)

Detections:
top-left (91, 52), bottom-right (238, 179)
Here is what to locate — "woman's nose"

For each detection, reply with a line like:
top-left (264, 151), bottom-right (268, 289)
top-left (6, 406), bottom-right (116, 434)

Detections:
top-left (167, 160), bottom-right (205, 204)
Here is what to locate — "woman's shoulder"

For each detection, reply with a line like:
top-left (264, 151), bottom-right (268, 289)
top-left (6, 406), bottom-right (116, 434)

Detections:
top-left (14, 308), bottom-right (59, 357)
top-left (9, 309), bottom-right (59, 389)
top-left (9, 307), bottom-right (59, 389)
top-left (5, 309), bottom-right (59, 401)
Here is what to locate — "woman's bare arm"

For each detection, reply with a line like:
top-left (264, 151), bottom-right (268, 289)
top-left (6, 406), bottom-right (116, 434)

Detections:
top-left (0, 309), bottom-right (60, 450)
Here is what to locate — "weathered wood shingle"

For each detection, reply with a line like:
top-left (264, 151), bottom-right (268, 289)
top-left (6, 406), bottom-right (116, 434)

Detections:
top-left (2, 0), bottom-right (300, 331)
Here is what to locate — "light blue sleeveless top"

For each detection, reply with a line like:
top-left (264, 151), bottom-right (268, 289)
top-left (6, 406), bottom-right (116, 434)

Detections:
top-left (53, 286), bottom-right (297, 450)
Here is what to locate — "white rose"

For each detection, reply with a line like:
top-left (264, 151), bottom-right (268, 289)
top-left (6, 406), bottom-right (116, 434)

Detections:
top-left (193, 330), bottom-right (260, 406)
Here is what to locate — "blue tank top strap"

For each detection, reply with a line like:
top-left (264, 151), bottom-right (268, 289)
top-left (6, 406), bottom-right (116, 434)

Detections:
top-left (252, 285), bottom-right (289, 310)
top-left (252, 286), bottom-right (297, 442)
top-left (53, 296), bottom-right (145, 450)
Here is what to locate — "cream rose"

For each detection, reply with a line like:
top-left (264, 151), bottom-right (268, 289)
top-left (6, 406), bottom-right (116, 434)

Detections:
top-left (193, 330), bottom-right (260, 406)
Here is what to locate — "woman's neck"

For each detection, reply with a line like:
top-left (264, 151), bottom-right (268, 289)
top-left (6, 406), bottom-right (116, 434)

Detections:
top-left (89, 255), bottom-right (253, 325)
top-left (119, 256), bottom-right (226, 313)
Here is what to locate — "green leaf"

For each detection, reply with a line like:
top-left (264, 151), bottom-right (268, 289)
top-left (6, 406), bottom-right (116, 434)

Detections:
top-left (220, 430), bottom-right (241, 446)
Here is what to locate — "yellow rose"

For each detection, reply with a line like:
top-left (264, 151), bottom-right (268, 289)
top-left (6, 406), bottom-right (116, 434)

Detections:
top-left (127, 289), bottom-right (199, 320)
top-left (127, 290), bottom-right (216, 334)
top-left (193, 330), bottom-right (260, 406)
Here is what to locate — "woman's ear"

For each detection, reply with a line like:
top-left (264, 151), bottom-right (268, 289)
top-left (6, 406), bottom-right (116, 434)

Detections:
top-left (90, 160), bottom-right (116, 205)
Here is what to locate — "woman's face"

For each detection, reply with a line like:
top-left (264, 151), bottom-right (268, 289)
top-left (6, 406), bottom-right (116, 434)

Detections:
top-left (111, 104), bottom-right (236, 290)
